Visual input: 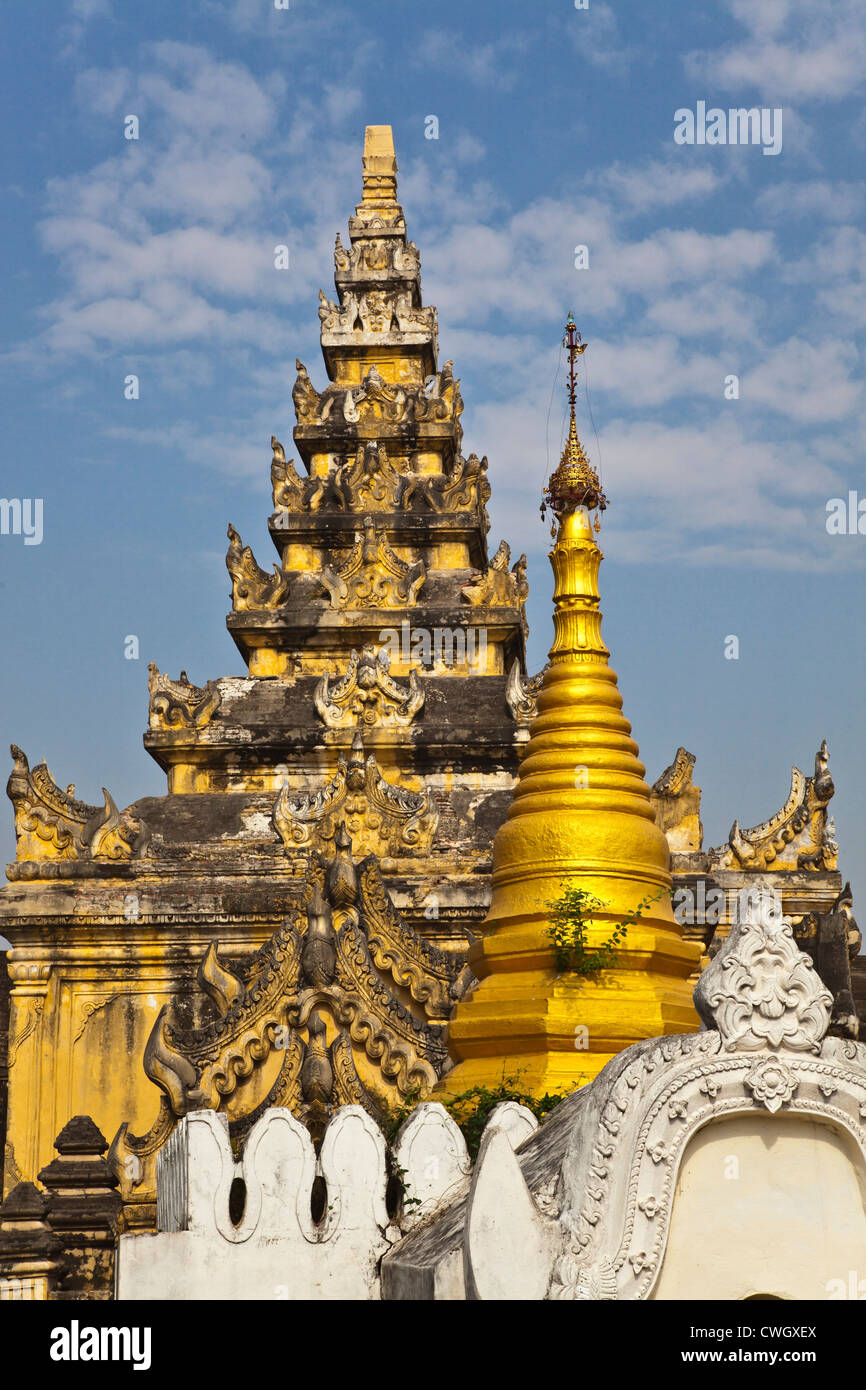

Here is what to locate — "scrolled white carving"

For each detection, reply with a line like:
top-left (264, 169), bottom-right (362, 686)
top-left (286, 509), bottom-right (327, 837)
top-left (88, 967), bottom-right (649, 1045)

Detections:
top-left (694, 889), bottom-right (833, 1054)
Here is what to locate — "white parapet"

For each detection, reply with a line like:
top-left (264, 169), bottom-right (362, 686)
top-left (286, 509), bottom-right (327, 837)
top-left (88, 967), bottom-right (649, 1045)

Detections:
top-left (117, 1099), bottom-right (528, 1301)
top-left (391, 1102), bottom-right (471, 1226)
top-left (117, 1105), bottom-right (392, 1301)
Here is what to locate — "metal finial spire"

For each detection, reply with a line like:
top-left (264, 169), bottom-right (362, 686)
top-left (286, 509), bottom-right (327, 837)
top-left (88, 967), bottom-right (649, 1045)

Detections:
top-left (542, 313), bottom-right (607, 534)
top-left (564, 311), bottom-right (586, 413)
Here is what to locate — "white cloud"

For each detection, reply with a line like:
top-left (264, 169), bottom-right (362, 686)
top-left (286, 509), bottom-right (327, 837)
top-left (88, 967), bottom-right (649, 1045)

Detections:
top-left (810, 225), bottom-right (866, 279)
top-left (686, 0), bottom-right (866, 101)
top-left (18, 38), bottom-right (863, 574)
top-left (31, 47), bottom-right (371, 355)
top-left (475, 401), bottom-right (852, 572)
top-left (588, 336), bottom-right (729, 407)
top-left (104, 417), bottom-right (273, 484)
top-left (453, 133), bottom-right (485, 165)
top-left (592, 160), bottom-right (725, 213)
top-left (565, 1), bottom-right (637, 72)
top-left (422, 193), bottom-right (774, 330)
top-left (140, 43), bottom-right (284, 139)
top-left (645, 284), bottom-right (759, 339)
top-left (58, 0), bottom-right (113, 60)
top-left (785, 226), bottom-right (866, 327)
top-left (415, 30), bottom-right (530, 90)
top-left (40, 286), bottom-right (293, 356)
top-left (744, 336), bottom-right (861, 423)
top-left (757, 180), bottom-right (864, 222)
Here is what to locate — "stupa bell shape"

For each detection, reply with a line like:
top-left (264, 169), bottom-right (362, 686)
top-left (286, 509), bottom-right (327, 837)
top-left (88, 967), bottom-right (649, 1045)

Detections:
top-left (440, 319), bottom-right (701, 1097)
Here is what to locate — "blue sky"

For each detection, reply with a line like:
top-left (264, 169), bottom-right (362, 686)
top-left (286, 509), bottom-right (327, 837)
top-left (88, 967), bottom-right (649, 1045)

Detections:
top-left (0, 0), bottom-right (864, 910)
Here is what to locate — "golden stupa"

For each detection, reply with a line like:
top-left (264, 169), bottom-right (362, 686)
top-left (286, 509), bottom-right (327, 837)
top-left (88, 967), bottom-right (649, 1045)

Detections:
top-left (440, 315), bottom-right (701, 1097)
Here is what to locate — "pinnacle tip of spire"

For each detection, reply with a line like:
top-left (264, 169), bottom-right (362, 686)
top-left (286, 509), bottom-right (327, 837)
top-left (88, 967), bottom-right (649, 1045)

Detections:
top-left (542, 313), bottom-right (607, 524)
top-left (360, 125), bottom-right (399, 210)
top-left (364, 125), bottom-right (396, 160)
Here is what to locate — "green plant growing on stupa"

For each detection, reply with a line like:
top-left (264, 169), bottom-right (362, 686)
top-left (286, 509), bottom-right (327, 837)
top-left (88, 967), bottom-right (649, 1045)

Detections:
top-left (547, 885), bottom-right (662, 976)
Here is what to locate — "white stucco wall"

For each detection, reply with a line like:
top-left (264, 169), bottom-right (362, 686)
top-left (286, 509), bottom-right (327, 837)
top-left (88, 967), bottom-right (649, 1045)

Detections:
top-left (652, 1113), bottom-right (866, 1300)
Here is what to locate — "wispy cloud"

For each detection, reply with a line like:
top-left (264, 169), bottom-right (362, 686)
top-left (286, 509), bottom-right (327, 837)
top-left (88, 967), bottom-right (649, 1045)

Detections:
top-left (415, 30), bottom-right (531, 91)
top-left (11, 30), bottom-right (864, 574)
top-left (685, 0), bottom-right (866, 101)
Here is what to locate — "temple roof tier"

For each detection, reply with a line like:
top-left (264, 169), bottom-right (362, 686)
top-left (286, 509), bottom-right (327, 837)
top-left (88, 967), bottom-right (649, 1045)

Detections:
top-left (267, 513), bottom-right (490, 566)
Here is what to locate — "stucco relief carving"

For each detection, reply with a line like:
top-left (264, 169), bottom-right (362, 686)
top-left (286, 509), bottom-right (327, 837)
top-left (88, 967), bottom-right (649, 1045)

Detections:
top-left (6, 745), bottom-right (149, 867)
top-left (314, 646), bottom-right (424, 730)
top-left (709, 741), bottom-right (837, 872)
top-left (272, 731), bottom-right (438, 858)
top-left (458, 890), bottom-right (866, 1301)
top-left (505, 659), bottom-right (545, 726)
top-left (316, 517), bottom-right (426, 611)
top-left (694, 892), bottom-right (833, 1052)
top-left (462, 540), bottom-right (528, 610)
top-left (226, 523), bottom-right (289, 611)
top-left (333, 230), bottom-right (421, 278)
top-left (318, 287), bottom-right (436, 340)
top-left (147, 663), bottom-right (221, 731)
top-left (113, 829), bottom-right (461, 1207)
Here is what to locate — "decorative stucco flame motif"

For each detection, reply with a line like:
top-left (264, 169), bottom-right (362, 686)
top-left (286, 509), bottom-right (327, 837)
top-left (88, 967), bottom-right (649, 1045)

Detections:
top-left (694, 889), bottom-right (833, 1053)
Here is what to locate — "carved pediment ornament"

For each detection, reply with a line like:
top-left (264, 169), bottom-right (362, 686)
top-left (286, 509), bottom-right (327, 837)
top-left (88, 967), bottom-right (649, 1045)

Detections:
top-left (333, 231), bottom-right (350, 273)
top-left (318, 286), bottom-right (436, 340)
top-left (270, 436), bottom-right (306, 511)
top-left (709, 741), bottom-right (837, 871)
top-left (439, 450), bottom-right (488, 510)
top-left (652, 747), bottom-right (695, 797)
top-left (415, 359), bottom-right (461, 422)
top-left (334, 442), bottom-right (404, 512)
top-left (314, 646), bottom-right (424, 729)
top-left (348, 209), bottom-right (406, 235)
top-left (119, 829), bottom-right (460, 1174)
top-left (505, 658), bottom-right (545, 725)
top-left (400, 451), bottom-right (489, 520)
top-left (147, 663), bottom-right (220, 731)
top-left (317, 516), bottom-right (426, 611)
top-left (272, 731), bottom-right (438, 857)
top-left (226, 523), bottom-right (289, 611)
top-left (6, 744), bottom-right (149, 864)
top-left (462, 540), bottom-right (529, 609)
top-left (650, 747), bottom-right (703, 855)
top-left (832, 880), bottom-right (861, 960)
top-left (343, 231), bottom-right (380, 273)
top-left (742, 1058), bottom-right (798, 1112)
top-left (694, 890), bottom-right (833, 1053)
top-left (292, 359), bottom-right (321, 425)
top-left (333, 230), bottom-right (421, 278)
top-left (271, 435), bottom-right (487, 524)
top-left (573, 1261), bottom-right (618, 1301)
top-left (292, 363), bottom-right (460, 433)
top-left (347, 365), bottom-right (407, 424)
